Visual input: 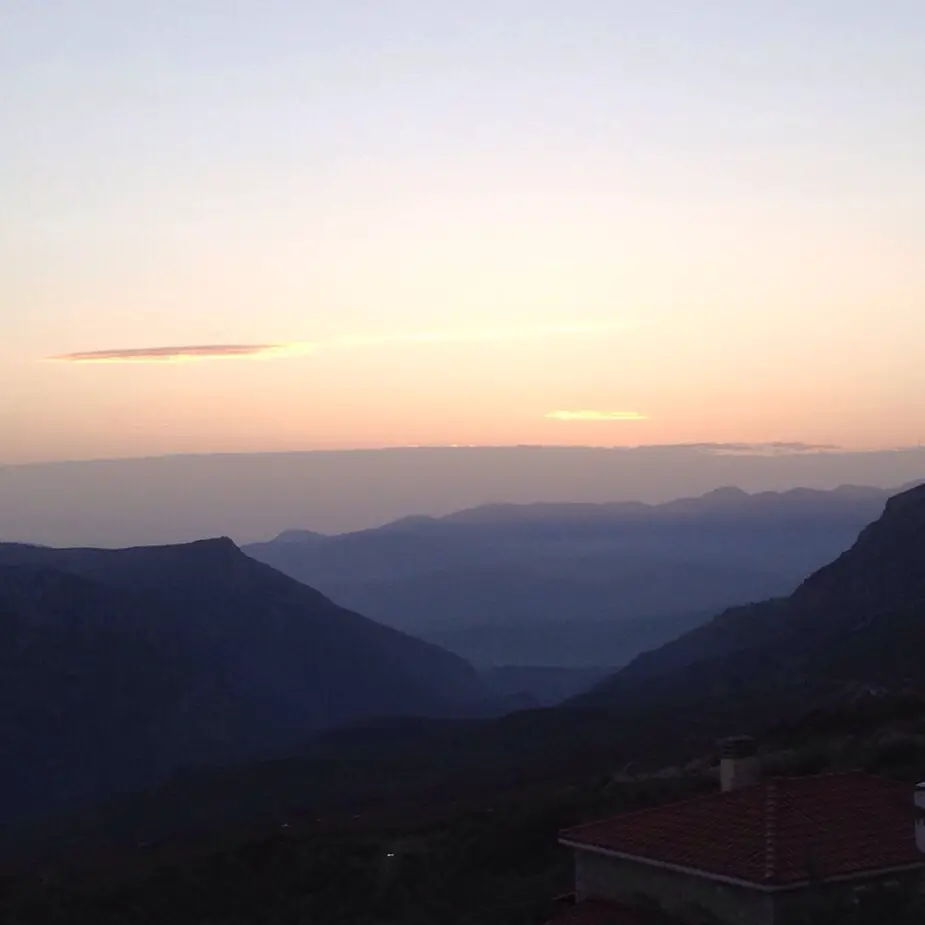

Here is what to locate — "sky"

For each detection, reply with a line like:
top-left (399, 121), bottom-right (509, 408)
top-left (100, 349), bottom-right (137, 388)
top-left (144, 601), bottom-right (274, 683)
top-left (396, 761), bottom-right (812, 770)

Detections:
top-left (3, 1), bottom-right (924, 464)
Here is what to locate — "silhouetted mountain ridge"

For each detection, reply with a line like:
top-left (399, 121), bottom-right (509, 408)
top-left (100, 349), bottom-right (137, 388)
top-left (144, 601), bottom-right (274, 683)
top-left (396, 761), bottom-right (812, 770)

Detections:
top-left (575, 481), bottom-right (925, 718)
top-left (4, 483), bottom-right (924, 872)
top-left (434, 483), bottom-right (890, 527)
top-left (0, 539), bottom-right (484, 823)
top-left (245, 485), bottom-right (893, 665)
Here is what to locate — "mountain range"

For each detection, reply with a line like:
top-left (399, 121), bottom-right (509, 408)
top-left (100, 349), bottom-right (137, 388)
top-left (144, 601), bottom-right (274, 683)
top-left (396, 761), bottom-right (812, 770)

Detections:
top-left (6, 446), bottom-right (925, 548)
top-left (1, 480), bottom-right (924, 867)
top-left (0, 539), bottom-right (483, 823)
top-left (244, 484), bottom-right (895, 667)
top-left (573, 480), bottom-right (925, 732)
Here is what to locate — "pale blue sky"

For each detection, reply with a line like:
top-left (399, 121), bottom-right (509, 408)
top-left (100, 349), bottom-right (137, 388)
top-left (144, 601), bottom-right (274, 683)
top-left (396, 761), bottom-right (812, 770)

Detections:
top-left (2, 1), bottom-right (923, 462)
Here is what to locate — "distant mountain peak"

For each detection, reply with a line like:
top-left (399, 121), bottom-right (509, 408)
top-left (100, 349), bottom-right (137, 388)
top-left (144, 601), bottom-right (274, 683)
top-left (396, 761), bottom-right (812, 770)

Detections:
top-left (176, 536), bottom-right (239, 553)
top-left (250, 483), bottom-right (902, 539)
top-left (378, 515), bottom-right (440, 531)
top-left (883, 479), bottom-right (925, 513)
top-left (271, 529), bottom-right (328, 544)
top-left (703, 486), bottom-right (749, 498)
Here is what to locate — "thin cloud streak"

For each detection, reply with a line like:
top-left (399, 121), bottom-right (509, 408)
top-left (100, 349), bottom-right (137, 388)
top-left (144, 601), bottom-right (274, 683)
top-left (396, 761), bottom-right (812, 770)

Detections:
top-left (48, 322), bottom-right (630, 365)
top-left (546, 410), bottom-right (648, 421)
top-left (49, 343), bottom-right (315, 364)
top-left (701, 441), bottom-right (841, 456)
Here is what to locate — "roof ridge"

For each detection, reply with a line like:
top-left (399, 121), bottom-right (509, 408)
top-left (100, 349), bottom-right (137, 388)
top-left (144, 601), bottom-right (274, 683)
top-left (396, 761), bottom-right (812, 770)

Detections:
top-left (561, 772), bottom-right (905, 842)
top-left (561, 781), bottom-right (763, 834)
top-left (562, 771), bottom-right (873, 836)
top-left (763, 779), bottom-right (778, 881)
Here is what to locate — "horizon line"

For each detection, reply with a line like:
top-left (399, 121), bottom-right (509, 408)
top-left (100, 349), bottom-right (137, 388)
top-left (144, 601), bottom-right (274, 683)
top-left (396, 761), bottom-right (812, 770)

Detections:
top-left (5, 441), bottom-right (924, 469)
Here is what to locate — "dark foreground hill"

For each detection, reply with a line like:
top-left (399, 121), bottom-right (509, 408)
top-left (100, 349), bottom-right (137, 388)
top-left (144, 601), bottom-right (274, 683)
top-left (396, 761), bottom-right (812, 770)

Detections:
top-left (0, 539), bottom-right (482, 823)
top-left (574, 481), bottom-right (925, 725)
top-left (245, 485), bottom-right (891, 666)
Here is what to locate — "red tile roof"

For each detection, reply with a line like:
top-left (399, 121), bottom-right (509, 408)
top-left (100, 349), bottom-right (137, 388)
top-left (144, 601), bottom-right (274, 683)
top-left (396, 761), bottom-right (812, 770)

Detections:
top-left (561, 773), bottom-right (923, 888)
top-left (544, 899), bottom-right (677, 925)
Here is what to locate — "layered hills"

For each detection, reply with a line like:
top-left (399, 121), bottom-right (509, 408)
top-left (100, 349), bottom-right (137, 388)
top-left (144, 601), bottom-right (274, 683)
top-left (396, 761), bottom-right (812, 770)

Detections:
top-left (2, 482), bottom-right (924, 867)
top-left (574, 481), bottom-right (925, 728)
top-left (0, 539), bottom-right (482, 822)
top-left (245, 485), bottom-right (892, 667)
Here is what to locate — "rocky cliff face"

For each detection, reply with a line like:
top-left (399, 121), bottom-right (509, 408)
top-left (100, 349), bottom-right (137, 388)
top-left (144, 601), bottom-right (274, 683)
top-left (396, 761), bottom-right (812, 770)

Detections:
top-left (574, 482), bottom-right (925, 720)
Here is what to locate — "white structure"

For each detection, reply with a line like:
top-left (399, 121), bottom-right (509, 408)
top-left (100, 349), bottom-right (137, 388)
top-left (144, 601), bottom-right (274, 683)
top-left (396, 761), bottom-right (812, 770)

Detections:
top-left (916, 782), bottom-right (925, 854)
top-left (719, 735), bottom-right (760, 793)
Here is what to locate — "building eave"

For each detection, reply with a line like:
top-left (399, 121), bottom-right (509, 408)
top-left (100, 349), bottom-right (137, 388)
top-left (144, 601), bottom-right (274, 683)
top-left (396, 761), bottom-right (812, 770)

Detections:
top-left (560, 839), bottom-right (924, 894)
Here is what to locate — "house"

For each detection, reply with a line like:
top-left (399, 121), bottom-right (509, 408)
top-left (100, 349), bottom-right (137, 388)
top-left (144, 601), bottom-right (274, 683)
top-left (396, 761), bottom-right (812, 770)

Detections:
top-left (550, 737), bottom-right (925, 925)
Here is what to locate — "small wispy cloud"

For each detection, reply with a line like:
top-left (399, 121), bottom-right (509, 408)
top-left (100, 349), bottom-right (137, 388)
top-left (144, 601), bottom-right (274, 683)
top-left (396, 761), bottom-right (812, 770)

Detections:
top-left (47, 321), bottom-right (628, 365)
top-left (546, 410), bottom-right (648, 422)
top-left (49, 343), bottom-right (315, 364)
top-left (697, 441), bottom-right (840, 456)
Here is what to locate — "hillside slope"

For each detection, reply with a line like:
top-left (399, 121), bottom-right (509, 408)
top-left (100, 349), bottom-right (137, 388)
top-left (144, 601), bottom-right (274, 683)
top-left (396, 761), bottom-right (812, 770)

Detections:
top-left (575, 482), bottom-right (925, 723)
top-left (0, 539), bottom-right (482, 822)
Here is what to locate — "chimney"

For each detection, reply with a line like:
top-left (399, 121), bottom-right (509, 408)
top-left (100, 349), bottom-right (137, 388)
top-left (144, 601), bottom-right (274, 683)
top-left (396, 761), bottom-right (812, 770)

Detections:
top-left (916, 783), bottom-right (925, 855)
top-left (719, 736), bottom-right (760, 792)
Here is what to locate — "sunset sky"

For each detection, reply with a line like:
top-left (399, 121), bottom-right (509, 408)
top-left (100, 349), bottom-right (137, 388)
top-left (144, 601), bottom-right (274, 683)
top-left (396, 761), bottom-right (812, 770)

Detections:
top-left (3, 1), bottom-right (923, 464)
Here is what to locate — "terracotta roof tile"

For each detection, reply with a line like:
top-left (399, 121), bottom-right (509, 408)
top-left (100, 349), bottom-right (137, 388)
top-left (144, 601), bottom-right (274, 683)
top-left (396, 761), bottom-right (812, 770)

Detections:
top-left (561, 773), bottom-right (922, 887)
